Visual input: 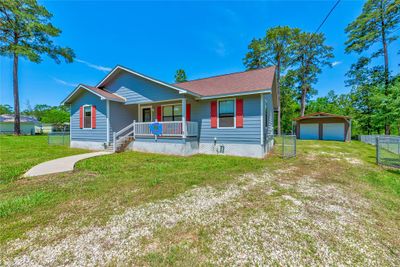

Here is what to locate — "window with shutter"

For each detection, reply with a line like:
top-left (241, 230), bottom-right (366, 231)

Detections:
top-left (83, 106), bottom-right (92, 129)
top-left (218, 99), bottom-right (235, 128)
top-left (162, 105), bottom-right (182, 121)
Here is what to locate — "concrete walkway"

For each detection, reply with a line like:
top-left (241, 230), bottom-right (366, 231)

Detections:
top-left (24, 152), bottom-right (112, 177)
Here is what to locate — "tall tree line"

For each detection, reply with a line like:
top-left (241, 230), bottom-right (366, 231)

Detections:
top-left (244, 27), bottom-right (333, 134)
top-left (244, 0), bottom-right (399, 136)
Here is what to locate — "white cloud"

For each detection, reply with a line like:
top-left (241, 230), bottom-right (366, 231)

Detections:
top-left (331, 61), bottom-right (342, 67)
top-left (223, 8), bottom-right (239, 23)
top-left (214, 41), bottom-right (227, 57)
top-left (75, 59), bottom-right (112, 72)
top-left (53, 77), bottom-right (78, 87)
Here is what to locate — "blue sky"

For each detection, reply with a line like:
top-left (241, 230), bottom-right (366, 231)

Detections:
top-left (1, 0), bottom-right (399, 108)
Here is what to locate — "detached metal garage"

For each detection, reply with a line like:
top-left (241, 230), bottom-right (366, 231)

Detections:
top-left (294, 112), bottom-right (351, 142)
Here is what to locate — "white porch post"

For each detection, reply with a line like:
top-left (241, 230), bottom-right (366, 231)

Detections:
top-left (138, 103), bottom-right (141, 122)
top-left (182, 98), bottom-right (187, 138)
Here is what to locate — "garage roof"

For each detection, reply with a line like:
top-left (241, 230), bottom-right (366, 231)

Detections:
top-left (293, 112), bottom-right (351, 121)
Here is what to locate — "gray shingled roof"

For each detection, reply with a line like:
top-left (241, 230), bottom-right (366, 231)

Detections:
top-left (0, 114), bottom-right (39, 123)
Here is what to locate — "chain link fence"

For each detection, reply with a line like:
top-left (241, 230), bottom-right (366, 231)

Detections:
top-left (359, 135), bottom-right (381, 145)
top-left (376, 136), bottom-right (400, 168)
top-left (48, 131), bottom-right (70, 146)
top-left (280, 134), bottom-right (296, 158)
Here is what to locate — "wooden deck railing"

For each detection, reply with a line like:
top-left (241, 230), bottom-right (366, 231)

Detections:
top-left (134, 121), bottom-right (198, 137)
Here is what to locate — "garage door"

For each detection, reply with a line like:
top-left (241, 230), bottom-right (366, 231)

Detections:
top-left (323, 123), bottom-right (345, 141)
top-left (300, 124), bottom-right (319, 140)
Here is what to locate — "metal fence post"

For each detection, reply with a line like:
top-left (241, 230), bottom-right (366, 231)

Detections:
top-left (376, 136), bottom-right (379, 165)
top-left (294, 135), bottom-right (297, 157)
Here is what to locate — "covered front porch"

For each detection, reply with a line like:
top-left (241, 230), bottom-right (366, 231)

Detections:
top-left (111, 98), bottom-right (199, 154)
top-left (134, 121), bottom-right (198, 138)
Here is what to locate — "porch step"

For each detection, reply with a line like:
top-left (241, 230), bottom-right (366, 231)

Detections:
top-left (114, 137), bottom-right (134, 153)
top-left (105, 146), bottom-right (114, 152)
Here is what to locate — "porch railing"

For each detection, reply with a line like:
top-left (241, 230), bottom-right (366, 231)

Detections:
top-left (135, 121), bottom-right (198, 137)
top-left (113, 122), bottom-right (134, 152)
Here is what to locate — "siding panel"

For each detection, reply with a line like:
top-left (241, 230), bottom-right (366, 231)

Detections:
top-left (71, 91), bottom-right (107, 142)
top-left (109, 102), bottom-right (137, 142)
top-left (192, 95), bottom-right (261, 144)
top-left (105, 72), bottom-right (183, 104)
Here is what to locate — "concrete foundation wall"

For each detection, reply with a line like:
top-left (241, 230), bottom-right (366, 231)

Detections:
top-left (199, 142), bottom-right (264, 158)
top-left (129, 139), bottom-right (199, 156)
top-left (71, 139), bottom-right (270, 158)
top-left (71, 140), bottom-right (106, 150)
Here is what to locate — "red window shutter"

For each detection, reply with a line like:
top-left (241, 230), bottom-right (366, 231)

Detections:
top-left (157, 106), bottom-right (162, 121)
top-left (236, 99), bottom-right (243, 128)
top-left (186, 103), bottom-right (191, 121)
top-left (210, 101), bottom-right (217, 128)
top-left (91, 105), bottom-right (96, 129)
top-left (79, 106), bottom-right (83, 129)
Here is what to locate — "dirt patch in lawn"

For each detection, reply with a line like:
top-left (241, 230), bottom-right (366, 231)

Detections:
top-left (2, 158), bottom-right (399, 266)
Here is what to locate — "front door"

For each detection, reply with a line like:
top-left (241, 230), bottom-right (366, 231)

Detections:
top-left (142, 108), bottom-right (152, 122)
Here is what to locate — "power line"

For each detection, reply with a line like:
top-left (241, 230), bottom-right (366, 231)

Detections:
top-left (308, 0), bottom-right (342, 46)
top-left (261, 0), bottom-right (342, 66)
top-left (314, 0), bottom-right (341, 36)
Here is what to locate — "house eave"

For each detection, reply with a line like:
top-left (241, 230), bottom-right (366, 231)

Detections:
top-left (293, 116), bottom-right (351, 121)
top-left (61, 84), bottom-right (125, 105)
top-left (197, 89), bottom-right (272, 100)
top-left (96, 65), bottom-right (201, 98)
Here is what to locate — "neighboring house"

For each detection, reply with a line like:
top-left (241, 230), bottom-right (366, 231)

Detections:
top-left (37, 123), bottom-right (70, 134)
top-left (293, 112), bottom-right (351, 142)
top-left (62, 65), bottom-right (278, 158)
top-left (38, 123), bottom-right (55, 134)
top-left (0, 114), bottom-right (39, 135)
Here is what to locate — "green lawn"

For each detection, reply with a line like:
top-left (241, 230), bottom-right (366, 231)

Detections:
top-left (0, 137), bottom-right (267, 244)
top-left (0, 135), bottom-right (88, 183)
top-left (0, 136), bottom-right (399, 265)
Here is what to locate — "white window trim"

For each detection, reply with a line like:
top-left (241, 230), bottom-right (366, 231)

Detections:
top-left (140, 105), bottom-right (153, 122)
top-left (82, 104), bottom-right (93, 130)
top-left (161, 103), bottom-right (182, 122)
top-left (217, 98), bottom-right (236, 129)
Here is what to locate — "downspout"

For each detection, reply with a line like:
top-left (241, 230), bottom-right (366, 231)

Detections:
top-left (260, 94), bottom-right (265, 152)
top-left (69, 104), bottom-right (72, 144)
top-left (182, 98), bottom-right (187, 139)
top-left (106, 100), bottom-right (110, 145)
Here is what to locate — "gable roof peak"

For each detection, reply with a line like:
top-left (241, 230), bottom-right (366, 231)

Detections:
top-left (96, 65), bottom-right (201, 97)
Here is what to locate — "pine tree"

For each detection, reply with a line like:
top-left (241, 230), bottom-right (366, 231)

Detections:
top-left (243, 38), bottom-right (267, 70)
top-left (174, 69), bottom-right (187, 83)
top-left (244, 27), bottom-right (298, 134)
top-left (345, 0), bottom-right (400, 134)
top-left (291, 32), bottom-right (334, 116)
top-left (0, 0), bottom-right (74, 135)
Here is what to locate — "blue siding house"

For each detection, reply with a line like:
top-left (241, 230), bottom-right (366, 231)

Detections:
top-left (62, 65), bottom-right (278, 158)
